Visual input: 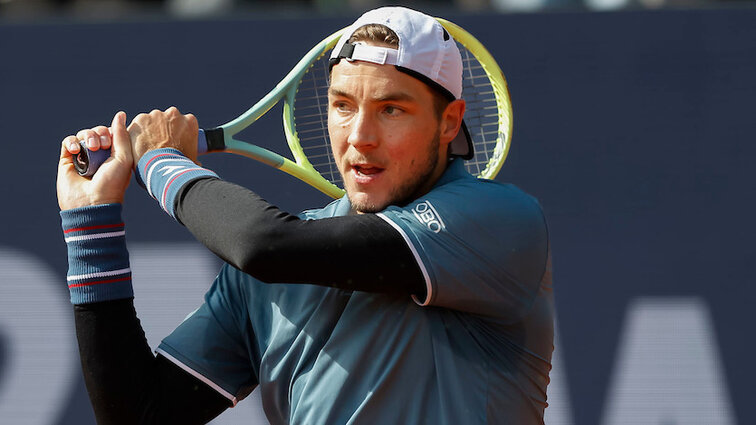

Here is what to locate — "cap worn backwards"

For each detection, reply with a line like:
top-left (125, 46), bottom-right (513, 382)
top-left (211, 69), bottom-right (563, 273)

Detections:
top-left (329, 6), bottom-right (473, 159)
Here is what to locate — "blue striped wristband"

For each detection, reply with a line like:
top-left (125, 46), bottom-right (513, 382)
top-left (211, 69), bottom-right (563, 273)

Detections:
top-left (136, 148), bottom-right (219, 219)
top-left (61, 203), bottom-right (133, 305)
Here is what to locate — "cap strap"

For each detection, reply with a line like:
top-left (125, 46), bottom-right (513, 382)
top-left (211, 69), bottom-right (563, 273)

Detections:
top-left (336, 43), bottom-right (399, 66)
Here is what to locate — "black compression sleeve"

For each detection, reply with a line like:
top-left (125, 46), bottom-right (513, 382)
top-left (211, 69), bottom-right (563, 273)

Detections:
top-left (174, 178), bottom-right (426, 297)
top-left (74, 299), bottom-right (230, 424)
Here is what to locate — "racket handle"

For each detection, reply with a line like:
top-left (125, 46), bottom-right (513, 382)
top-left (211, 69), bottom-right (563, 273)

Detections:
top-left (73, 140), bottom-right (110, 177)
top-left (73, 128), bottom-right (222, 176)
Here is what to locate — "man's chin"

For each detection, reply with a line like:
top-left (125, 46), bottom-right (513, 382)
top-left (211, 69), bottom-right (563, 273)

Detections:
top-left (347, 191), bottom-right (389, 214)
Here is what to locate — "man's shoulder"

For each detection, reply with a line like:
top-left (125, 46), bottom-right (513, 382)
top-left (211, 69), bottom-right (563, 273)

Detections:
top-left (430, 175), bottom-right (543, 216)
top-left (380, 176), bottom-right (546, 244)
top-left (428, 159), bottom-right (541, 205)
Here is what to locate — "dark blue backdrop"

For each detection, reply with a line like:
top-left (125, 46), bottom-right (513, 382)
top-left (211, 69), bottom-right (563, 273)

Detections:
top-left (0, 8), bottom-right (753, 424)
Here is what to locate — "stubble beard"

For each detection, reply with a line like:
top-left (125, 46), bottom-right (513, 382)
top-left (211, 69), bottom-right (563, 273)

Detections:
top-left (346, 130), bottom-right (441, 213)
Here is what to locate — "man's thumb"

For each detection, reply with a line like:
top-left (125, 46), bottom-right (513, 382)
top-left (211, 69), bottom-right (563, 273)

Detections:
top-left (111, 111), bottom-right (127, 138)
top-left (110, 111), bottom-right (131, 153)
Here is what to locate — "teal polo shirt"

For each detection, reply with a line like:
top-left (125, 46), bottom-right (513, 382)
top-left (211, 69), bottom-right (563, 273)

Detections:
top-left (157, 160), bottom-right (554, 424)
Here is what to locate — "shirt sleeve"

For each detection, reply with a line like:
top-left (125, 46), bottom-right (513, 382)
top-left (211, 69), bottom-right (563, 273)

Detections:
top-left (172, 177), bottom-right (426, 297)
top-left (377, 180), bottom-right (550, 322)
top-left (157, 264), bottom-right (261, 405)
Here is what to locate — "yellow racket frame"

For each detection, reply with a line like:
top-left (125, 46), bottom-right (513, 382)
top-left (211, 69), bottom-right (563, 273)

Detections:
top-left (216, 19), bottom-right (512, 199)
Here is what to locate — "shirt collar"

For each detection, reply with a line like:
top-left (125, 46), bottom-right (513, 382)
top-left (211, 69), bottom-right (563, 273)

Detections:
top-left (433, 158), bottom-right (471, 188)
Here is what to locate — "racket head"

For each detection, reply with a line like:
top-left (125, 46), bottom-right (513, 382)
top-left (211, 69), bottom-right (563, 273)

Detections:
top-left (217, 30), bottom-right (345, 198)
top-left (282, 30), bottom-right (343, 195)
top-left (284, 19), bottom-right (514, 197)
top-left (437, 18), bottom-right (513, 181)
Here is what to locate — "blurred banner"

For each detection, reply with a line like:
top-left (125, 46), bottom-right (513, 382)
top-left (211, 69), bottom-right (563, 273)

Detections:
top-left (1, 9), bottom-right (753, 424)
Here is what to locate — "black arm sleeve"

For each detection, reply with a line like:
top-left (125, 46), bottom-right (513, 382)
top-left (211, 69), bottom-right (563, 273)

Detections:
top-left (174, 178), bottom-right (426, 297)
top-left (74, 299), bottom-right (231, 425)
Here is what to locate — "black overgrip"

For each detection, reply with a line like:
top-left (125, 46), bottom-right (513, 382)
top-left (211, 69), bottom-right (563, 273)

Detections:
top-left (203, 127), bottom-right (226, 152)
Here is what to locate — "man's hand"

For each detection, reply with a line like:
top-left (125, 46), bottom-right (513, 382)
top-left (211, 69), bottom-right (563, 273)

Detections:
top-left (57, 111), bottom-right (134, 210)
top-left (128, 106), bottom-right (199, 166)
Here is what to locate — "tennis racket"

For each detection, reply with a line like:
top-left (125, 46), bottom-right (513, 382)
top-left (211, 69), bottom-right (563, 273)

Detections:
top-left (74, 18), bottom-right (513, 199)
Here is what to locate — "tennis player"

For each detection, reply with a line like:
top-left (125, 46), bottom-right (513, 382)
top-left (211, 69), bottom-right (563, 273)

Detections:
top-left (58, 7), bottom-right (553, 424)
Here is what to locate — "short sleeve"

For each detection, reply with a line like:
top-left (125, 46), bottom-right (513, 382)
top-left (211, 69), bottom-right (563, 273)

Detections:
top-left (157, 264), bottom-right (260, 405)
top-left (377, 180), bottom-right (549, 322)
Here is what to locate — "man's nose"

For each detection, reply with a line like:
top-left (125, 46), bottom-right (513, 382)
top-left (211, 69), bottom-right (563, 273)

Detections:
top-left (347, 110), bottom-right (378, 149)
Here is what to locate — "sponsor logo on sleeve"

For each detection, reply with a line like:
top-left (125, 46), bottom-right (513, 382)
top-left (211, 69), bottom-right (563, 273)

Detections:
top-left (160, 165), bottom-right (186, 176)
top-left (412, 200), bottom-right (446, 233)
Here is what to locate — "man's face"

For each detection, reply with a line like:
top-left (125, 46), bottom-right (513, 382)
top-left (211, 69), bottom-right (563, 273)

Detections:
top-left (328, 60), bottom-right (449, 213)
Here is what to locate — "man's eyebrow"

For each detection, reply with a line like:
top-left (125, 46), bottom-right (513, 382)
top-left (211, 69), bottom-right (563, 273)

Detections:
top-left (327, 87), bottom-right (352, 99)
top-left (327, 88), bottom-right (418, 103)
top-left (375, 92), bottom-right (417, 103)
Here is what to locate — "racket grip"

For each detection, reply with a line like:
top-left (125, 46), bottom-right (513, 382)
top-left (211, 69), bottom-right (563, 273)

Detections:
top-left (73, 141), bottom-right (110, 177)
top-left (197, 128), bottom-right (209, 154)
top-left (74, 128), bottom-right (221, 176)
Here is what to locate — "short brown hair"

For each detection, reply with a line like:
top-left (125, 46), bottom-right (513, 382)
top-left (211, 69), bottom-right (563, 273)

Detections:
top-left (347, 24), bottom-right (451, 120)
top-left (348, 23), bottom-right (400, 48)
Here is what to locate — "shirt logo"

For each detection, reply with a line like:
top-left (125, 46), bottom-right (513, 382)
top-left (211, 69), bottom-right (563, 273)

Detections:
top-left (412, 200), bottom-right (445, 233)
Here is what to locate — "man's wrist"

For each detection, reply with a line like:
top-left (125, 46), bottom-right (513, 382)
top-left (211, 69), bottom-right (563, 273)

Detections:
top-left (136, 148), bottom-right (219, 219)
top-left (61, 203), bottom-right (133, 304)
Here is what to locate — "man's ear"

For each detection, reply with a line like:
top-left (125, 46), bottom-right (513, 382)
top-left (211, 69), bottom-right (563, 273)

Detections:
top-left (439, 99), bottom-right (466, 146)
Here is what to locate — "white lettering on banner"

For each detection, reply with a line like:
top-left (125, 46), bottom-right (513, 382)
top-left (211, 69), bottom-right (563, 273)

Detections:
top-left (412, 201), bottom-right (446, 233)
top-left (600, 297), bottom-right (736, 425)
top-left (0, 248), bottom-right (77, 424)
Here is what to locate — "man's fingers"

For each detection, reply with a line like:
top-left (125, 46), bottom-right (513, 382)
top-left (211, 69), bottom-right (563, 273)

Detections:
top-left (126, 113), bottom-right (144, 138)
top-left (59, 136), bottom-right (80, 176)
top-left (185, 113), bottom-right (198, 128)
top-left (92, 125), bottom-right (112, 150)
top-left (76, 129), bottom-right (102, 151)
top-left (61, 135), bottom-right (80, 156)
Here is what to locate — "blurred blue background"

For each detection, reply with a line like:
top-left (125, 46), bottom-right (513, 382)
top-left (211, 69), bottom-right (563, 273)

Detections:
top-left (1, 3), bottom-right (754, 424)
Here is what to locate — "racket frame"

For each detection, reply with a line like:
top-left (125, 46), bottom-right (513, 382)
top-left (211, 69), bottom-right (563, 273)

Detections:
top-left (210, 29), bottom-right (345, 198)
top-left (436, 18), bottom-right (513, 181)
top-left (193, 20), bottom-right (513, 199)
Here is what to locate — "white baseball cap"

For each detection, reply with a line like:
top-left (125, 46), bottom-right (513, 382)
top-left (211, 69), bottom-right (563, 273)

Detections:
top-left (329, 6), bottom-right (473, 159)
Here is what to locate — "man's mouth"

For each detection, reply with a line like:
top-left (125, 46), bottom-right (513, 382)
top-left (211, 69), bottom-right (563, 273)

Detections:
top-left (350, 163), bottom-right (385, 183)
top-left (353, 164), bottom-right (384, 176)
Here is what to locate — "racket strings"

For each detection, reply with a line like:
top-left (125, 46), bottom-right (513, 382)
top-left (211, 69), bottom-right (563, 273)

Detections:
top-left (292, 55), bottom-right (343, 186)
top-left (458, 45), bottom-right (502, 178)
top-left (292, 42), bottom-right (505, 186)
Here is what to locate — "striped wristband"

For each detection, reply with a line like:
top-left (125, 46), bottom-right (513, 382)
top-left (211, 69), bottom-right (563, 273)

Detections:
top-left (61, 203), bottom-right (133, 305)
top-left (136, 148), bottom-right (219, 219)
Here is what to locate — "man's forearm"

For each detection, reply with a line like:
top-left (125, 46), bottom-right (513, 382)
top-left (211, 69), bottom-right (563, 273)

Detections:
top-left (133, 148), bottom-right (425, 296)
top-left (74, 299), bottom-right (229, 424)
top-left (175, 177), bottom-right (426, 296)
top-left (62, 204), bottom-right (228, 424)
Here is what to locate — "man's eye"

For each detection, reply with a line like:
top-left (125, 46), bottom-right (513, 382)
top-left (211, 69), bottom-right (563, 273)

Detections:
top-left (384, 106), bottom-right (401, 115)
